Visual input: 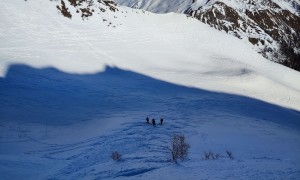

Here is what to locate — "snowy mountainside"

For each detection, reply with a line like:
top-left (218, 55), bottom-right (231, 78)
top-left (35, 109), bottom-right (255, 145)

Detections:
top-left (116, 0), bottom-right (300, 15)
top-left (1, 0), bottom-right (300, 179)
top-left (116, 0), bottom-right (300, 71)
top-left (2, 0), bottom-right (300, 110)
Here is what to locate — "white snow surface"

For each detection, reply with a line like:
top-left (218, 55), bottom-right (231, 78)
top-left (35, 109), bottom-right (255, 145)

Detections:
top-left (116, 0), bottom-right (300, 64)
top-left (0, 0), bottom-right (300, 179)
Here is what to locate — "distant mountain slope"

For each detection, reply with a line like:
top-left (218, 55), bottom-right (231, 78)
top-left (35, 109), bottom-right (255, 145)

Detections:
top-left (116, 0), bottom-right (300, 71)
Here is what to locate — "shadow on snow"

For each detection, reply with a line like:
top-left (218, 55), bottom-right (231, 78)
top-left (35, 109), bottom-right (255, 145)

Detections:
top-left (0, 64), bottom-right (299, 128)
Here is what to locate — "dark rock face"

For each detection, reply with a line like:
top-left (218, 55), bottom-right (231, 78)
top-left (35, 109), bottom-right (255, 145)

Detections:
top-left (56, 0), bottom-right (72, 19)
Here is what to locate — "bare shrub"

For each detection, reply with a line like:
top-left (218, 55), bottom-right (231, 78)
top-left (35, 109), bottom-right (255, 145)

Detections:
top-left (111, 151), bottom-right (122, 161)
top-left (204, 151), bottom-right (211, 160)
top-left (204, 151), bottom-right (219, 160)
top-left (215, 153), bottom-right (220, 160)
top-left (226, 150), bottom-right (234, 160)
top-left (170, 134), bottom-right (190, 162)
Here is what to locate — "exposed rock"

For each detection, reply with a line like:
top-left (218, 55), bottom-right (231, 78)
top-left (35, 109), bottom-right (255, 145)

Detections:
top-left (56, 0), bottom-right (118, 20)
top-left (56, 0), bottom-right (72, 19)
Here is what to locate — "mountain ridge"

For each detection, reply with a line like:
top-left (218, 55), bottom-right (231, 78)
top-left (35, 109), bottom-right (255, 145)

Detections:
top-left (116, 0), bottom-right (300, 71)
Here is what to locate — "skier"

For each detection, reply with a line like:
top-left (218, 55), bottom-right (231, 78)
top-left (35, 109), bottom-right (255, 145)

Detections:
top-left (146, 117), bottom-right (149, 124)
top-left (160, 118), bottom-right (163, 125)
top-left (152, 118), bottom-right (156, 126)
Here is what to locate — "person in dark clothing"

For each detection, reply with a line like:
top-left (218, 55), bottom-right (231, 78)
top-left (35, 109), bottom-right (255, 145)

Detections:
top-left (152, 118), bottom-right (156, 126)
top-left (146, 117), bottom-right (149, 124)
top-left (160, 118), bottom-right (163, 125)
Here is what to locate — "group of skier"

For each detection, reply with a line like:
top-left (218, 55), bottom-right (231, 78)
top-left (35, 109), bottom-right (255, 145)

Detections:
top-left (146, 117), bottom-right (163, 126)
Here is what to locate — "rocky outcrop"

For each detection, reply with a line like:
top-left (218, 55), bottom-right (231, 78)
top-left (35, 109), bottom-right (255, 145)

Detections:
top-left (56, 0), bottom-right (118, 20)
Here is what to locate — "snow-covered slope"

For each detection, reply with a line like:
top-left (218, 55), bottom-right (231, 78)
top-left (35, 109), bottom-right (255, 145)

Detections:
top-left (0, 0), bottom-right (300, 179)
top-left (116, 0), bottom-right (299, 15)
top-left (1, 0), bottom-right (300, 109)
top-left (116, 0), bottom-right (300, 71)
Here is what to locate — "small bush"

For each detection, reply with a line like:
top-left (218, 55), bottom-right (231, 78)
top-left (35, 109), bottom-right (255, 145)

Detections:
top-left (111, 151), bottom-right (122, 161)
top-left (204, 151), bottom-right (219, 160)
top-left (170, 134), bottom-right (190, 162)
top-left (226, 150), bottom-right (234, 160)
